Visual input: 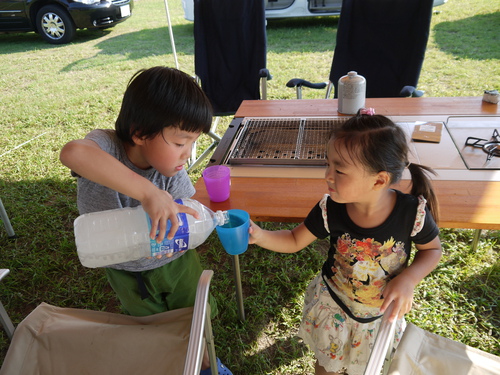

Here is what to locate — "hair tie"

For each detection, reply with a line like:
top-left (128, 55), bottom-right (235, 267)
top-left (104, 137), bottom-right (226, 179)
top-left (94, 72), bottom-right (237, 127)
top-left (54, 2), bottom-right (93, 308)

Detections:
top-left (360, 108), bottom-right (376, 116)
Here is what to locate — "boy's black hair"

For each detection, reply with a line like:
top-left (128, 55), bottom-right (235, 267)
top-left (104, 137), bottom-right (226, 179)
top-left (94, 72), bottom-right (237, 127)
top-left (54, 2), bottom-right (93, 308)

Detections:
top-left (115, 66), bottom-right (213, 145)
top-left (331, 111), bottom-right (439, 223)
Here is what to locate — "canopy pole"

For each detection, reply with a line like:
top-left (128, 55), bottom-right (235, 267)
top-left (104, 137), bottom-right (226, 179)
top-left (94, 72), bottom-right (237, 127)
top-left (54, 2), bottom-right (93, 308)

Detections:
top-left (163, 0), bottom-right (179, 70)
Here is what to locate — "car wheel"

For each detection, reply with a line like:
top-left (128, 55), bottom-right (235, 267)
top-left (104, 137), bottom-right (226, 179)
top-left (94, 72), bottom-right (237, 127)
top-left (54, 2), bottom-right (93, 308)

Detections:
top-left (36, 5), bottom-right (76, 44)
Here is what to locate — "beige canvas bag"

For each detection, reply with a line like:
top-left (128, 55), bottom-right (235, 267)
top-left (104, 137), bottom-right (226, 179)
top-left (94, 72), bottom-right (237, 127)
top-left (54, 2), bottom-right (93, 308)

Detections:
top-left (388, 323), bottom-right (500, 375)
top-left (0, 302), bottom-right (193, 375)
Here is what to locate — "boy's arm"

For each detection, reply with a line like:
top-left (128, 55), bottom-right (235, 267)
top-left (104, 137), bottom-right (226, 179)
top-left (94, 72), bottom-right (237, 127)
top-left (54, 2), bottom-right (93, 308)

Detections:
top-left (60, 139), bottom-right (198, 242)
top-left (249, 221), bottom-right (317, 253)
top-left (380, 235), bottom-right (442, 321)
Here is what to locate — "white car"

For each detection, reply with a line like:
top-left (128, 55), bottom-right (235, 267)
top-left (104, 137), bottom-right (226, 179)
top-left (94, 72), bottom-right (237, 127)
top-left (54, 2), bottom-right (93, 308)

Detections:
top-left (182, 0), bottom-right (446, 21)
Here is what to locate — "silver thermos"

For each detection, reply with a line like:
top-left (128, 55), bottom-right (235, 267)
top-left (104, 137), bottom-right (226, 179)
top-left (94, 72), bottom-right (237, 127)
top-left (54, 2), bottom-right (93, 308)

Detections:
top-left (337, 71), bottom-right (366, 115)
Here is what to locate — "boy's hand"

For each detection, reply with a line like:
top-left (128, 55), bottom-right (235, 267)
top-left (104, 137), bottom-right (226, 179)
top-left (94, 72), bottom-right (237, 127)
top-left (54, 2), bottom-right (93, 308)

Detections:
top-left (141, 191), bottom-right (200, 243)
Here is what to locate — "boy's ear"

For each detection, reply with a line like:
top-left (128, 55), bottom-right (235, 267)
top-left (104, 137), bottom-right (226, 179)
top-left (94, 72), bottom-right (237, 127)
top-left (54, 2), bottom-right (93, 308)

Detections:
top-left (131, 133), bottom-right (145, 145)
top-left (373, 171), bottom-right (391, 190)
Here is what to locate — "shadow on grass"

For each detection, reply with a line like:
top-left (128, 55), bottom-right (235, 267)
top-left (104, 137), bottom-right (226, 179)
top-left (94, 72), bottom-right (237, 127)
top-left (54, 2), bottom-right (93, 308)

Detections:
top-left (0, 23), bottom-right (191, 58)
top-left (433, 11), bottom-right (500, 60)
top-left (58, 24), bottom-right (194, 72)
top-left (0, 28), bottom-right (112, 53)
top-left (267, 15), bottom-right (339, 30)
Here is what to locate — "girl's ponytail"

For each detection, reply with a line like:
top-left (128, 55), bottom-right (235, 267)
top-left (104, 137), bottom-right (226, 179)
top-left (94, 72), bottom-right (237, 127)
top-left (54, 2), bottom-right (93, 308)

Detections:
top-left (407, 163), bottom-right (440, 224)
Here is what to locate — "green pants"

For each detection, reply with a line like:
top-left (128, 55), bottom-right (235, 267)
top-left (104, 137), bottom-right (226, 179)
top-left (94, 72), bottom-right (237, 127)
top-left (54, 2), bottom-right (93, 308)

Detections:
top-left (105, 250), bottom-right (217, 318)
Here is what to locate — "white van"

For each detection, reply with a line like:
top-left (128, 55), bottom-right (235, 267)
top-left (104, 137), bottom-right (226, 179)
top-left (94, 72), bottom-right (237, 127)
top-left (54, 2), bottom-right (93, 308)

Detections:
top-left (182, 0), bottom-right (446, 21)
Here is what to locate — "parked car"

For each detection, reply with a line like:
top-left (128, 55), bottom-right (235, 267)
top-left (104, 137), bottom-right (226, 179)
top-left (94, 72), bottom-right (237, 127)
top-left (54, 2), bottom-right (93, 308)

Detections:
top-left (182, 0), bottom-right (446, 21)
top-left (0, 0), bottom-right (133, 44)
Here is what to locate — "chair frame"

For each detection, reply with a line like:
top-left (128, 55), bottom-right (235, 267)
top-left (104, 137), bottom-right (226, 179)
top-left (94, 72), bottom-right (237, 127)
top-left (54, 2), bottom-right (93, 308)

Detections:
top-left (0, 199), bottom-right (16, 239)
top-left (0, 269), bottom-right (15, 340)
top-left (363, 302), bottom-right (397, 375)
top-left (184, 270), bottom-right (218, 375)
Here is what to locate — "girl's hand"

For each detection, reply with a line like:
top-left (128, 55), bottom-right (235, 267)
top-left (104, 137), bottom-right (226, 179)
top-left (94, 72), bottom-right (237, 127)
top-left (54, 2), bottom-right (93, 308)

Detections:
top-left (248, 220), bottom-right (262, 245)
top-left (141, 190), bottom-right (199, 243)
top-left (379, 274), bottom-right (415, 322)
top-left (381, 239), bottom-right (442, 321)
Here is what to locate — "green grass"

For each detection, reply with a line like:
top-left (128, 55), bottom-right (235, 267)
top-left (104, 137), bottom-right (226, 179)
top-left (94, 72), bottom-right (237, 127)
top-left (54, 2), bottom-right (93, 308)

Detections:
top-left (1, 0), bottom-right (499, 372)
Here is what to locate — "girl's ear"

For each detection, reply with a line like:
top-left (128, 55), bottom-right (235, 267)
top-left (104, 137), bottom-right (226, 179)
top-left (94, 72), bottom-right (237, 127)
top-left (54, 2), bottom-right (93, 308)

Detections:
top-left (373, 171), bottom-right (391, 190)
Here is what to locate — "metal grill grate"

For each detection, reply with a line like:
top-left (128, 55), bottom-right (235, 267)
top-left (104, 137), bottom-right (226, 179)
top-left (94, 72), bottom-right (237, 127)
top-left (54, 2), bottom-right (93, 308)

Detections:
top-left (227, 117), bottom-right (349, 165)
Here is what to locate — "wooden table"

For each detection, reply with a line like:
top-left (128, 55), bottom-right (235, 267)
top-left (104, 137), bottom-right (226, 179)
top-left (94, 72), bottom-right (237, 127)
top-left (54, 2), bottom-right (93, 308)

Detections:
top-left (233, 97), bottom-right (500, 118)
top-left (194, 97), bottom-right (500, 230)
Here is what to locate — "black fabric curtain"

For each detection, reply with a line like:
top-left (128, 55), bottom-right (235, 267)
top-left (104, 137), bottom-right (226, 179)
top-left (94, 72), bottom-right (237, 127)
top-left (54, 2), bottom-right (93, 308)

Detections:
top-left (194, 0), bottom-right (267, 115)
top-left (329, 0), bottom-right (434, 98)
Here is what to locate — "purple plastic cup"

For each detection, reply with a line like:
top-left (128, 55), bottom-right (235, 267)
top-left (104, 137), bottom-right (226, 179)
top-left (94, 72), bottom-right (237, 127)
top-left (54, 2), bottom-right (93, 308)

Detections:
top-left (202, 165), bottom-right (230, 202)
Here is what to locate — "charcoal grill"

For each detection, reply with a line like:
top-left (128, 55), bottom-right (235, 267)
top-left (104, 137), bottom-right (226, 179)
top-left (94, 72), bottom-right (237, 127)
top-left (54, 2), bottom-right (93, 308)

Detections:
top-left (210, 117), bottom-right (349, 166)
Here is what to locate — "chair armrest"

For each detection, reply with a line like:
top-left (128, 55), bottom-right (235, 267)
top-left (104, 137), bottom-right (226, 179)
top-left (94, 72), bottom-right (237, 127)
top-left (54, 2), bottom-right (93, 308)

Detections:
top-left (259, 68), bottom-right (272, 81)
top-left (0, 269), bottom-right (10, 282)
top-left (286, 78), bottom-right (327, 89)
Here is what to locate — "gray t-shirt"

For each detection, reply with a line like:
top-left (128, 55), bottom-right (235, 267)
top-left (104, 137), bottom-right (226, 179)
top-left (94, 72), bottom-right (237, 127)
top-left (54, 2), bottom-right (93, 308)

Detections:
top-left (75, 129), bottom-right (196, 272)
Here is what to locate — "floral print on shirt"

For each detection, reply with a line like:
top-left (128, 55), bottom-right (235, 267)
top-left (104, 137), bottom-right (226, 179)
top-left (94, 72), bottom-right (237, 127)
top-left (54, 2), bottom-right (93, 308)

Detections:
top-left (330, 233), bottom-right (408, 308)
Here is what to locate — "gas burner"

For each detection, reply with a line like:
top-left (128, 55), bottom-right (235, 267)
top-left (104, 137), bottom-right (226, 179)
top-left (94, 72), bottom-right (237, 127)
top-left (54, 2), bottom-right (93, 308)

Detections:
top-left (465, 129), bottom-right (500, 162)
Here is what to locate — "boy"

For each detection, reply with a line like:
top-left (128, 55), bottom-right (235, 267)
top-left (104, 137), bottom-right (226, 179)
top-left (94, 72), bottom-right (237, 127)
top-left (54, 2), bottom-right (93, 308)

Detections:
top-left (60, 66), bottom-right (231, 374)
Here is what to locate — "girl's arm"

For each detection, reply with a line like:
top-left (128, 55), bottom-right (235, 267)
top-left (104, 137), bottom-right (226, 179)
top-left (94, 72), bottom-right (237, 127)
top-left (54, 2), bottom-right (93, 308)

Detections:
top-left (60, 139), bottom-right (198, 242)
top-left (380, 235), bottom-right (442, 321)
top-left (249, 221), bottom-right (317, 253)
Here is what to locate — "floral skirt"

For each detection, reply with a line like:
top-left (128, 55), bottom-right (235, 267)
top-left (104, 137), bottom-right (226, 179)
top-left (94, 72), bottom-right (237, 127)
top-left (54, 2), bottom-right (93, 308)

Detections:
top-left (297, 274), bottom-right (406, 375)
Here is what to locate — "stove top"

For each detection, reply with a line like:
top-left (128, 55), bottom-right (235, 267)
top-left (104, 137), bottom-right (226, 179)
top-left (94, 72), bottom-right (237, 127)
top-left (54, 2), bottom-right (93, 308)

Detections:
top-left (446, 116), bottom-right (500, 170)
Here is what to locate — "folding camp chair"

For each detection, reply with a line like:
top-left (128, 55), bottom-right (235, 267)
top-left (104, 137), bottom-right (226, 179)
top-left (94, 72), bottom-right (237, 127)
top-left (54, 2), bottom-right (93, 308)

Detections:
top-left (0, 270), bottom-right (219, 375)
top-left (287, 0), bottom-right (433, 99)
top-left (0, 269), bottom-right (15, 340)
top-left (187, 0), bottom-right (271, 171)
top-left (0, 198), bottom-right (16, 239)
top-left (364, 302), bottom-right (500, 375)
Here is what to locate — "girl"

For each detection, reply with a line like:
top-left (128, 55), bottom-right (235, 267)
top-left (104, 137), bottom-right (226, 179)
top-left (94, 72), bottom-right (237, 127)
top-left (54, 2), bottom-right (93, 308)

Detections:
top-left (249, 109), bottom-right (442, 375)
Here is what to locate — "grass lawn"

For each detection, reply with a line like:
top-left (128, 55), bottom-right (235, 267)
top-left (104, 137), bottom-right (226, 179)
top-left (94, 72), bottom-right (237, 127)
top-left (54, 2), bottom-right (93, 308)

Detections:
top-left (0, 0), bottom-right (499, 373)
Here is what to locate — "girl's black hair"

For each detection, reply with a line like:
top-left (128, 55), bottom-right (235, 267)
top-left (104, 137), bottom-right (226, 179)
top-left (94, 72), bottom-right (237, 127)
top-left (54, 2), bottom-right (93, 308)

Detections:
top-left (331, 110), bottom-right (439, 223)
top-left (115, 66), bottom-right (213, 145)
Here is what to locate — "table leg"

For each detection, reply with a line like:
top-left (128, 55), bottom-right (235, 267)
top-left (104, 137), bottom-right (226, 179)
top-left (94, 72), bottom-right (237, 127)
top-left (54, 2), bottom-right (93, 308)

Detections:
top-left (471, 229), bottom-right (482, 252)
top-left (231, 255), bottom-right (245, 321)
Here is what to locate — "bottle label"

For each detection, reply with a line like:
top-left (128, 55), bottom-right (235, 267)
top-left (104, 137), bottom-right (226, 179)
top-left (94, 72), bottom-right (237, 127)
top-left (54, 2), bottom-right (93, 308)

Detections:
top-left (148, 212), bottom-right (190, 257)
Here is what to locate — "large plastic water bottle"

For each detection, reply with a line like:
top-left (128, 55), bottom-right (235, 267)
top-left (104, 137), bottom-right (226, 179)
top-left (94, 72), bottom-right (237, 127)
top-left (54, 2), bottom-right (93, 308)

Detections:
top-left (74, 198), bottom-right (229, 268)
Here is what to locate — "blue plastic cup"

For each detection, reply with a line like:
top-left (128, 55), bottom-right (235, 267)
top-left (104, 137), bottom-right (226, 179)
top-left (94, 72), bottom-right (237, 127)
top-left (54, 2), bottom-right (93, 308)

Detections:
top-left (215, 209), bottom-right (250, 255)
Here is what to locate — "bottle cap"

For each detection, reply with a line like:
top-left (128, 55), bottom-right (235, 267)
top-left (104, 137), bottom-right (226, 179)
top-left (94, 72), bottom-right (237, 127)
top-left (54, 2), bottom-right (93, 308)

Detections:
top-left (215, 210), bottom-right (230, 226)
